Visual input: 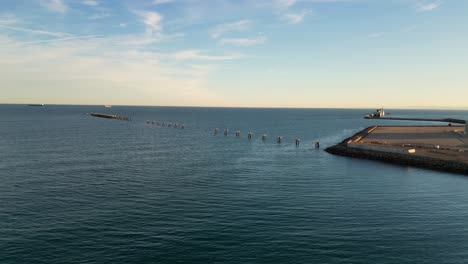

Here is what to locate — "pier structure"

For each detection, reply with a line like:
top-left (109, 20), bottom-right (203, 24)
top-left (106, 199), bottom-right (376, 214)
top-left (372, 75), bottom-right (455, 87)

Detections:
top-left (365, 116), bottom-right (468, 134)
top-left (326, 125), bottom-right (468, 175)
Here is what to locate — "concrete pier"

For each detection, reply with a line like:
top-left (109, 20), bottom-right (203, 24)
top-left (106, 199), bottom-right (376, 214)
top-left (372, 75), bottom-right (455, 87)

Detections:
top-left (326, 126), bottom-right (468, 175)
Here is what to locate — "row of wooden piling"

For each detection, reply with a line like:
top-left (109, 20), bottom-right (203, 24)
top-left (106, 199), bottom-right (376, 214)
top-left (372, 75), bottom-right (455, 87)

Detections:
top-left (146, 120), bottom-right (184, 129)
top-left (214, 128), bottom-right (319, 148)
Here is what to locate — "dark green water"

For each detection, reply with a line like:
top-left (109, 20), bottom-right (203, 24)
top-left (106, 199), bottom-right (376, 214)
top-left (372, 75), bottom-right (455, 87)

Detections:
top-left (1, 105), bottom-right (468, 263)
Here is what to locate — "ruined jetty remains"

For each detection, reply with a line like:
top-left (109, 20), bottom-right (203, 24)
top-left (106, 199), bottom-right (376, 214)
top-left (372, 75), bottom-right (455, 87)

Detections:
top-left (90, 113), bottom-right (129, 121)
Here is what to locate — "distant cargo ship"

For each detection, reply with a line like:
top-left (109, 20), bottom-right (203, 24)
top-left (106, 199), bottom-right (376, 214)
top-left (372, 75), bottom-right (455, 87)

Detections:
top-left (365, 108), bottom-right (385, 119)
top-left (105, 105), bottom-right (112, 108)
top-left (28, 104), bottom-right (45, 107)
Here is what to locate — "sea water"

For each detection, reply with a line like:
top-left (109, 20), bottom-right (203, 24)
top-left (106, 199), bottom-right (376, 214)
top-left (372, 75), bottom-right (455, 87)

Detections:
top-left (1, 105), bottom-right (468, 263)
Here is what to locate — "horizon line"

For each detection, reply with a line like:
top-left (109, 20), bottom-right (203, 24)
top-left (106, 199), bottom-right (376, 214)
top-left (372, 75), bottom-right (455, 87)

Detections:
top-left (1, 103), bottom-right (468, 111)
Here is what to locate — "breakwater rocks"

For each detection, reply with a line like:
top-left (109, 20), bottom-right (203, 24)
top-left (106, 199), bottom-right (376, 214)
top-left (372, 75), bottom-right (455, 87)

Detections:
top-left (325, 126), bottom-right (468, 175)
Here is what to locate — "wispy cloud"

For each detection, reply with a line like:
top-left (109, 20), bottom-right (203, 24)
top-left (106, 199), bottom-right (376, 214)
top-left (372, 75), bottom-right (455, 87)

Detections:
top-left (83, 0), bottom-right (99, 6)
top-left (220, 36), bottom-right (266, 47)
top-left (39, 0), bottom-right (67, 14)
top-left (136, 11), bottom-right (163, 34)
top-left (282, 11), bottom-right (310, 24)
top-left (0, 24), bottom-right (71, 37)
top-left (89, 13), bottom-right (111, 20)
top-left (271, 0), bottom-right (311, 24)
top-left (0, 14), bottom-right (20, 25)
top-left (211, 20), bottom-right (252, 39)
top-left (0, 34), bottom-right (223, 106)
top-left (368, 32), bottom-right (383, 38)
top-left (416, 1), bottom-right (442, 12)
top-left (20, 35), bottom-right (102, 45)
top-left (173, 50), bottom-right (242, 61)
top-left (402, 25), bottom-right (417, 33)
top-left (119, 32), bottom-right (184, 46)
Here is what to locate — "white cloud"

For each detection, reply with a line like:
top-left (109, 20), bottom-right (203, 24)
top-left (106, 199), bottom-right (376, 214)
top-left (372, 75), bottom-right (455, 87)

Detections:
top-left (220, 36), bottom-right (266, 47)
top-left (416, 2), bottom-right (441, 12)
top-left (83, 0), bottom-right (99, 6)
top-left (119, 23), bottom-right (128, 28)
top-left (39, 0), bottom-right (67, 14)
top-left (211, 20), bottom-right (252, 39)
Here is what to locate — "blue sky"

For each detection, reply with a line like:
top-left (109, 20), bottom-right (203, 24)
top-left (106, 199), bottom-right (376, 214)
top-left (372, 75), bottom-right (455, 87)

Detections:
top-left (1, 0), bottom-right (467, 108)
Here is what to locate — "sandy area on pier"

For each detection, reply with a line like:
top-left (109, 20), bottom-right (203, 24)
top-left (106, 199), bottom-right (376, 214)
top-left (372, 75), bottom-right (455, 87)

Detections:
top-left (359, 126), bottom-right (468, 163)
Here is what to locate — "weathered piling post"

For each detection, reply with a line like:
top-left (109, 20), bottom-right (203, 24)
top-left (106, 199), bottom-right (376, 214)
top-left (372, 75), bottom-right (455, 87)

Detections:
top-left (224, 129), bottom-right (228, 136)
top-left (214, 128), bottom-right (219, 135)
top-left (277, 136), bottom-right (283, 143)
top-left (236, 131), bottom-right (241, 137)
top-left (262, 134), bottom-right (267, 141)
top-left (295, 138), bottom-right (301, 146)
top-left (248, 132), bottom-right (253, 140)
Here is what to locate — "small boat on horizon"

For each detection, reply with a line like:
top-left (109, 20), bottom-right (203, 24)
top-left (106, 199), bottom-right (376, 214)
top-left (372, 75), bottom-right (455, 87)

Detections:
top-left (28, 104), bottom-right (45, 107)
top-left (105, 105), bottom-right (112, 108)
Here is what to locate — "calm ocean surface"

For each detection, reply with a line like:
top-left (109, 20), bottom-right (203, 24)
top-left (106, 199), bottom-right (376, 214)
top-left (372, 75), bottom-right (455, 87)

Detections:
top-left (1, 105), bottom-right (468, 264)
